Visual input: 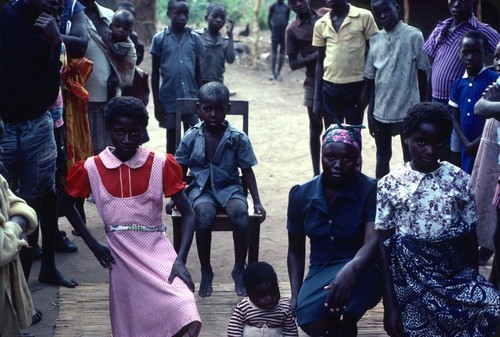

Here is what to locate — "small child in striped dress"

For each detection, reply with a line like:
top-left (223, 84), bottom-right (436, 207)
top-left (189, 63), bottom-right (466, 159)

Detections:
top-left (227, 262), bottom-right (298, 337)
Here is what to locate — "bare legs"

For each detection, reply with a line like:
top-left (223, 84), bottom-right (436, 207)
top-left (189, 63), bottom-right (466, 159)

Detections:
top-left (194, 198), bottom-right (249, 297)
top-left (307, 107), bottom-right (323, 176)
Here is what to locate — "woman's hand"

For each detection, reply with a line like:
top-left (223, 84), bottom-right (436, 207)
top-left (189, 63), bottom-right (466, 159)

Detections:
top-left (165, 200), bottom-right (176, 214)
top-left (169, 259), bottom-right (195, 292)
top-left (89, 240), bottom-right (115, 269)
top-left (383, 302), bottom-right (405, 337)
top-left (323, 263), bottom-right (358, 312)
top-left (289, 296), bottom-right (298, 316)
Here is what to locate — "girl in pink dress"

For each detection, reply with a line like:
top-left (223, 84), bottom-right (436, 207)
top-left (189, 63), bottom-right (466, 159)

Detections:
top-left (62, 96), bottom-right (201, 336)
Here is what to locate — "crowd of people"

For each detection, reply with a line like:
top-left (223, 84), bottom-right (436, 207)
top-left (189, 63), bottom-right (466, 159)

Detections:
top-left (1, 0), bottom-right (500, 336)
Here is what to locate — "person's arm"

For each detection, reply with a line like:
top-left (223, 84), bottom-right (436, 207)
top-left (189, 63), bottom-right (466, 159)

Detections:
top-left (61, 193), bottom-right (115, 269)
top-left (323, 220), bottom-right (379, 311)
top-left (475, 84), bottom-right (500, 119)
top-left (378, 228), bottom-right (405, 337)
top-left (288, 51), bottom-right (317, 71)
top-left (365, 79), bottom-right (376, 138)
top-left (151, 54), bottom-right (166, 124)
top-left (62, 11), bottom-right (89, 58)
top-left (241, 167), bottom-right (266, 222)
top-left (417, 69), bottom-right (428, 102)
top-left (425, 63), bottom-right (433, 102)
top-left (268, 4), bottom-right (274, 31)
top-left (195, 54), bottom-right (202, 89)
top-left (227, 301), bottom-right (246, 337)
top-left (103, 38), bottom-right (131, 59)
top-left (287, 231), bottom-right (306, 314)
top-left (313, 46), bottom-right (325, 115)
top-left (168, 189), bottom-right (196, 291)
top-left (451, 106), bottom-right (470, 146)
top-left (225, 20), bottom-right (236, 64)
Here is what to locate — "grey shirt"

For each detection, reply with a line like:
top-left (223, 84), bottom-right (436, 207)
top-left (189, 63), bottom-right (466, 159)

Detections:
top-left (364, 22), bottom-right (430, 123)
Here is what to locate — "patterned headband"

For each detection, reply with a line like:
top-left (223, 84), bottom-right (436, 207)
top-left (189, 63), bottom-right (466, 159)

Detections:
top-left (322, 124), bottom-right (365, 153)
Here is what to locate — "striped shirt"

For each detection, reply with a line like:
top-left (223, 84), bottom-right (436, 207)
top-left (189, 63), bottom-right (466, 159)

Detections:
top-left (422, 15), bottom-right (500, 100)
top-left (227, 297), bottom-right (298, 337)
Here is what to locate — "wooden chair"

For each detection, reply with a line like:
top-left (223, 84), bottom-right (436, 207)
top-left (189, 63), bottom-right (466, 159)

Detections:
top-left (171, 98), bottom-right (262, 263)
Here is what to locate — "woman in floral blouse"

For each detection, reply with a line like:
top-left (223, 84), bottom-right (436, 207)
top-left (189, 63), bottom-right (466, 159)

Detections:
top-left (375, 102), bottom-right (500, 337)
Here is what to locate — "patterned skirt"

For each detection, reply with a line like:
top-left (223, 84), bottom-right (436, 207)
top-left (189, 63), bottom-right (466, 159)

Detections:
top-left (384, 233), bottom-right (500, 337)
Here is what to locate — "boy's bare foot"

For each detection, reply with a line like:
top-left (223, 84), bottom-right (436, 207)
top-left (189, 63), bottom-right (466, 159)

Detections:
top-left (198, 271), bottom-right (214, 297)
top-left (231, 269), bottom-right (246, 296)
top-left (38, 266), bottom-right (78, 288)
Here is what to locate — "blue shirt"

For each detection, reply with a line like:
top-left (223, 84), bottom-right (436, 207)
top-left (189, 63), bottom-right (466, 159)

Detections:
top-left (174, 121), bottom-right (258, 206)
top-left (449, 68), bottom-right (498, 173)
top-left (150, 27), bottom-right (204, 114)
top-left (287, 173), bottom-right (377, 266)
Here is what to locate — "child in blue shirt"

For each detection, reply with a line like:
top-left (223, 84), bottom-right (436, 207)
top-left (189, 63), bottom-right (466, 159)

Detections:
top-left (449, 30), bottom-right (499, 173)
top-left (150, 0), bottom-right (204, 154)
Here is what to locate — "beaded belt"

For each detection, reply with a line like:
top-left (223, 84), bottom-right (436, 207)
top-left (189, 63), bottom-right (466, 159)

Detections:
top-left (105, 224), bottom-right (168, 232)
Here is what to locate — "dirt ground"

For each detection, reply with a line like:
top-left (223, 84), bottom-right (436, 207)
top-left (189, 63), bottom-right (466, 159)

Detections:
top-left (24, 42), bottom-right (406, 337)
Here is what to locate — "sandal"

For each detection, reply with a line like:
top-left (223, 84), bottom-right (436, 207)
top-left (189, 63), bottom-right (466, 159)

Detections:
top-left (32, 308), bottom-right (42, 325)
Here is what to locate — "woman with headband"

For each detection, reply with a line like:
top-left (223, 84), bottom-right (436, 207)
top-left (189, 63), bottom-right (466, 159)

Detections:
top-left (287, 124), bottom-right (382, 336)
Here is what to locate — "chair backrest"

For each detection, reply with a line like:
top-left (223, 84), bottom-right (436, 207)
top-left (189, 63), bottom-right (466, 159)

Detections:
top-left (175, 98), bottom-right (249, 150)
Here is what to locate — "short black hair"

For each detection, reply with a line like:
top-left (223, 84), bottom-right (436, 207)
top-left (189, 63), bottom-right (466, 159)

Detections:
top-left (113, 1), bottom-right (136, 16)
top-left (206, 3), bottom-right (226, 15)
top-left (167, 0), bottom-right (188, 11)
top-left (243, 262), bottom-right (279, 293)
top-left (461, 30), bottom-right (489, 52)
top-left (104, 96), bottom-right (149, 131)
top-left (199, 81), bottom-right (230, 104)
top-left (402, 102), bottom-right (452, 139)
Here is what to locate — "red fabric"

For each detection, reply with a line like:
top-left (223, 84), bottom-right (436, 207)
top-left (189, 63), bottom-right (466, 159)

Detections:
top-left (66, 152), bottom-right (185, 199)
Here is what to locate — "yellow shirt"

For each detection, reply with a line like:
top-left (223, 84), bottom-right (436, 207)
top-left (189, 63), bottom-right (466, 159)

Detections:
top-left (312, 5), bottom-right (378, 84)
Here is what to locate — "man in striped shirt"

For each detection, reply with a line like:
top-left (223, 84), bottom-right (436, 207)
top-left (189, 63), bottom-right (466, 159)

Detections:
top-left (422, 0), bottom-right (499, 165)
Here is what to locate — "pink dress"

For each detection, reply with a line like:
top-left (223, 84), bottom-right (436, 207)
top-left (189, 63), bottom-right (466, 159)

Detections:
top-left (67, 147), bottom-right (201, 336)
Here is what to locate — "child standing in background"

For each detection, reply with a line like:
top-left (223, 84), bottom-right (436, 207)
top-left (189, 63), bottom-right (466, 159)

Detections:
top-left (364, 0), bottom-right (429, 178)
top-left (104, 9), bottom-right (137, 100)
top-left (376, 102), bottom-right (500, 337)
top-left (268, 0), bottom-right (290, 81)
top-left (449, 30), bottom-right (498, 174)
top-left (150, 0), bottom-right (204, 154)
top-left (196, 3), bottom-right (235, 84)
top-left (228, 262), bottom-right (298, 337)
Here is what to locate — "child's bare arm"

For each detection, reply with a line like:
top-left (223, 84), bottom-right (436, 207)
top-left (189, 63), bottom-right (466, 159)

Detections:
top-left (225, 20), bottom-right (236, 64)
top-left (61, 193), bottom-right (115, 269)
top-left (451, 106), bottom-right (470, 146)
top-left (168, 190), bottom-right (196, 291)
top-left (195, 55), bottom-right (202, 88)
top-left (475, 84), bottom-right (500, 119)
top-left (313, 47), bottom-right (326, 115)
top-left (241, 167), bottom-right (266, 221)
top-left (62, 11), bottom-right (89, 58)
top-left (151, 54), bottom-right (166, 124)
top-left (417, 69), bottom-right (428, 102)
top-left (288, 51), bottom-right (317, 71)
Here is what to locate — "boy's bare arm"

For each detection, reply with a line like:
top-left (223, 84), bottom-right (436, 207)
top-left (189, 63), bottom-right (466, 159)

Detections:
top-left (288, 51), bottom-right (317, 71)
top-left (241, 167), bottom-right (266, 221)
top-left (313, 47), bottom-right (326, 115)
top-left (417, 69), bottom-right (428, 102)
top-left (195, 55), bottom-right (202, 88)
top-left (151, 55), bottom-right (166, 123)
top-left (451, 106), bottom-right (470, 146)
top-left (61, 11), bottom-right (89, 58)
top-left (225, 20), bottom-right (236, 64)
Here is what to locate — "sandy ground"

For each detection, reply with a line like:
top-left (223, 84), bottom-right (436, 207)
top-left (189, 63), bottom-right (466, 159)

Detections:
top-left (24, 49), bottom-right (408, 337)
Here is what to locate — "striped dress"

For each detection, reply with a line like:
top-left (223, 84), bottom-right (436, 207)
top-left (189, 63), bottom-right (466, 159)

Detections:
top-left (227, 297), bottom-right (298, 337)
top-left (67, 147), bottom-right (201, 337)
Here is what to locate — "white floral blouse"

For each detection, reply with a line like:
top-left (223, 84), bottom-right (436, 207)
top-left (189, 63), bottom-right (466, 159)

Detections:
top-left (375, 162), bottom-right (478, 240)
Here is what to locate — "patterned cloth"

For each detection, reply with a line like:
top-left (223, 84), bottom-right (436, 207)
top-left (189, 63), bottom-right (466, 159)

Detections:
top-left (375, 162), bottom-right (500, 336)
top-left (227, 297), bottom-right (298, 337)
top-left (66, 147), bottom-right (201, 336)
top-left (322, 124), bottom-right (364, 171)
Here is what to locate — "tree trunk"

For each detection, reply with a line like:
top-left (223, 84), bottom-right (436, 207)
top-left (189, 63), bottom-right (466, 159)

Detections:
top-left (252, 0), bottom-right (261, 69)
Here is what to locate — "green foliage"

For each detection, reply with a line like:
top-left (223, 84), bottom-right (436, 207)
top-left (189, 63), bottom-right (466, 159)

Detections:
top-left (156, 0), bottom-right (278, 30)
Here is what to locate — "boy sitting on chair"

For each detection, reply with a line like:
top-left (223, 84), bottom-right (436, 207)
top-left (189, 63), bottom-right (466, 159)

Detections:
top-left (173, 81), bottom-right (266, 298)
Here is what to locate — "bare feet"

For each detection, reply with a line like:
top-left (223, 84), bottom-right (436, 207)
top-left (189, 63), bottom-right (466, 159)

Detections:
top-left (231, 269), bottom-right (246, 296)
top-left (38, 266), bottom-right (78, 288)
top-left (198, 270), bottom-right (214, 297)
